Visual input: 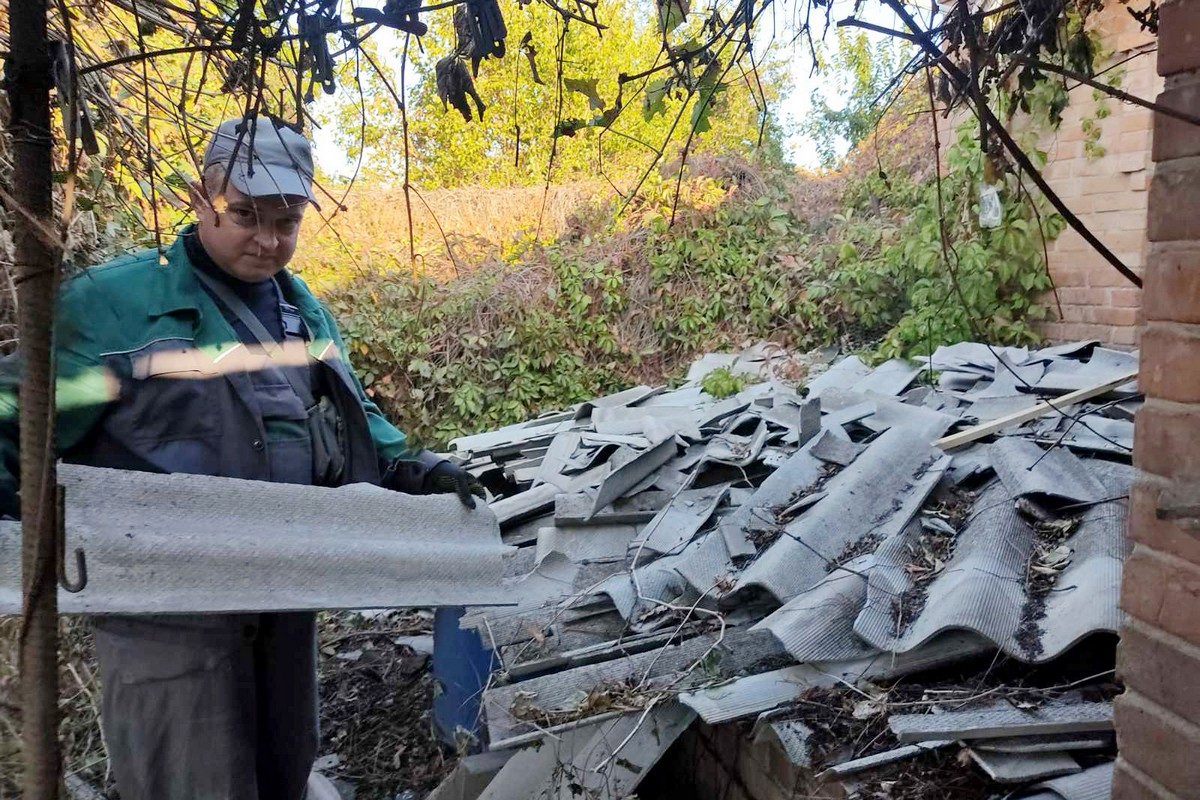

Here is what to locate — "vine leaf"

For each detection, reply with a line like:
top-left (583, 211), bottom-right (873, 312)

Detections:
top-left (690, 82), bottom-right (725, 133)
top-left (656, 0), bottom-right (689, 33)
top-left (564, 77), bottom-right (605, 110)
top-left (690, 60), bottom-right (724, 133)
top-left (643, 77), bottom-right (671, 120)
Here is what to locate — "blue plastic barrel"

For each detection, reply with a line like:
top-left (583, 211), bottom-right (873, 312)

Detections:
top-left (432, 606), bottom-right (498, 750)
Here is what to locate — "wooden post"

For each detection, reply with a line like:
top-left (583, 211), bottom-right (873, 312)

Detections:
top-left (7, 0), bottom-right (64, 794)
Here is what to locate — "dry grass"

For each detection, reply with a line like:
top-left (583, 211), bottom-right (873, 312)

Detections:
top-left (0, 618), bottom-right (109, 798)
top-left (303, 181), bottom-right (609, 286)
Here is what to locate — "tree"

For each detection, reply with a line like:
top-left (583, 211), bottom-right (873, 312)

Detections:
top-left (324, 0), bottom-right (790, 189)
top-left (799, 28), bottom-right (914, 168)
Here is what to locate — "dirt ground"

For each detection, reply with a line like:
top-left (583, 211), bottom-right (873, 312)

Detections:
top-left (0, 612), bottom-right (458, 800)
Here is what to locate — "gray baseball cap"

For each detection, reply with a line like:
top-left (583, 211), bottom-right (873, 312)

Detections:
top-left (202, 117), bottom-right (320, 209)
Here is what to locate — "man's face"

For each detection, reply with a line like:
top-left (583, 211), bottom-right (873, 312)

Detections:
top-left (191, 176), bottom-right (308, 282)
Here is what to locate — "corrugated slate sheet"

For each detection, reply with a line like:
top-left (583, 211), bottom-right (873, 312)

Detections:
top-left (0, 464), bottom-right (511, 614)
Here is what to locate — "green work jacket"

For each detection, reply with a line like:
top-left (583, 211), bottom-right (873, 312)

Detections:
top-left (0, 235), bottom-right (431, 511)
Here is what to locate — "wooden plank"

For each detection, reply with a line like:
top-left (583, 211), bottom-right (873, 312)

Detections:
top-left (967, 748), bottom-right (1080, 784)
top-left (935, 370), bottom-right (1138, 450)
top-left (890, 702), bottom-right (1113, 743)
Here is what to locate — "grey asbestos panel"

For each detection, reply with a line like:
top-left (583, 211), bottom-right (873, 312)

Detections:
top-left (968, 749), bottom-right (1080, 783)
top-left (1027, 761), bottom-right (1114, 800)
top-left (0, 465), bottom-right (510, 615)
top-left (991, 438), bottom-right (1108, 504)
top-left (890, 701), bottom-right (1113, 743)
top-left (555, 491), bottom-right (672, 526)
top-left (715, 440), bottom-right (826, 559)
top-left (921, 343), bottom-right (1030, 373)
top-left (972, 732), bottom-right (1114, 753)
top-left (589, 437), bottom-right (678, 518)
top-left (763, 720), bottom-right (816, 767)
top-left (736, 427), bottom-right (949, 604)
top-left (860, 394), bottom-right (960, 440)
top-left (854, 467), bottom-right (1130, 663)
top-left (484, 628), bottom-right (780, 744)
top-left (810, 429), bottom-right (865, 467)
top-left (481, 705), bottom-right (694, 800)
top-left (1034, 348), bottom-right (1137, 394)
top-left (536, 524), bottom-right (639, 565)
top-left (492, 483), bottom-right (560, 526)
top-left (679, 632), bottom-right (987, 725)
top-left (752, 556), bottom-right (876, 663)
top-left (851, 359), bottom-right (922, 397)
top-left (638, 487), bottom-right (729, 556)
top-left (818, 741), bottom-right (954, 780)
top-left (805, 356), bottom-right (873, 399)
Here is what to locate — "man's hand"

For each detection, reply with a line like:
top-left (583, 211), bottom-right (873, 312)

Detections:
top-left (424, 461), bottom-right (486, 509)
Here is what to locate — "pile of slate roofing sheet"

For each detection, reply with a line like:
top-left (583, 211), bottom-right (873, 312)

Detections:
top-left (434, 340), bottom-right (1138, 800)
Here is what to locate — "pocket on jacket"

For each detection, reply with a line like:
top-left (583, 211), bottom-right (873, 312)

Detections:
top-left (112, 339), bottom-right (221, 444)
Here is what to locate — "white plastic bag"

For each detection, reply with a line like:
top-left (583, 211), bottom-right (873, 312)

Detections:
top-left (978, 182), bottom-right (1002, 229)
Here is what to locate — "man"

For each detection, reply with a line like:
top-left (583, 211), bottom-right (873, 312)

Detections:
top-left (0, 117), bottom-right (482, 799)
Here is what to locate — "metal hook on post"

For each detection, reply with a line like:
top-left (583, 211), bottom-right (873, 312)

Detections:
top-left (56, 484), bottom-right (87, 593)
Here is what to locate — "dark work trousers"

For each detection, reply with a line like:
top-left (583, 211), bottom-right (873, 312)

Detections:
top-left (93, 612), bottom-right (319, 800)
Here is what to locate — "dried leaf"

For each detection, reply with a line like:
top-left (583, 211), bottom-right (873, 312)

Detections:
top-left (524, 623), bottom-right (547, 645)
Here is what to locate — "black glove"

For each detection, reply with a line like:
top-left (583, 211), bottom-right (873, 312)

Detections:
top-left (424, 461), bottom-right (486, 510)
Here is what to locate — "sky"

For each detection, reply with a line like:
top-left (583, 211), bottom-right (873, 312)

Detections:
top-left (311, 0), bottom-right (916, 175)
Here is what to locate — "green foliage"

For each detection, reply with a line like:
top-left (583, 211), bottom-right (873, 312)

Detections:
top-left (820, 121), bottom-right (1064, 360)
top-left (700, 367), bottom-right (745, 398)
top-left (323, 0), bottom-right (789, 188)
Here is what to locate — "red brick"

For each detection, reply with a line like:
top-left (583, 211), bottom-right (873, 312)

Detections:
top-left (1092, 190), bottom-right (1143, 213)
top-left (1143, 242), bottom-right (1200, 323)
top-left (1113, 758), bottom-right (1181, 800)
top-left (1149, 158), bottom-right (1200, 241)
top-left (1080, 174), bottom-right (1135, 195)
top-left (1118, 618), bottom-right (1200, 727)
top-left (1088, 262), bottom-right (1145, 287)
top-left (1058, 287), bottom-right (1109, 306)
top-left (1128, 478), bottom-right (1200, 564)
top-left (1140, 322), bottom-right (1200, 402)
top-left (1121, 129), bottom-right (1154, 155)
top-left (1134, 401), bottom-right (1200, 480)
top-left (1045, 321), bottom-right (1093, 342)
top-left (1158, 0), bottom-right (1200, 76)
top-left (1085, 305), bottom-right (1139, 326)
top-left (1048, 266), bottom-right (1088, 288)
top-left (1153, 83), bottom-right (1200, 162)
top-left (1121, 109), bottom-right (1156, 134)
top-left (1096, 208), bottom-right (1154, 234)
top-left (1111, 287), bottom-right (1144, 307)
top-left (1121, 545), bottom-right (1200, 644)
top-left (1111, 326), bottom-right (1141, 346)
top-left (1115, 691), bottom-right (1200, 797)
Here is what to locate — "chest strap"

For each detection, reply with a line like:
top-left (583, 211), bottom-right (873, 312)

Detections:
top-left (192, 267), bottom-right (314, 405)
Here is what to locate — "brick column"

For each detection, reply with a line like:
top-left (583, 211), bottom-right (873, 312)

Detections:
top-left (1113, 2), bottom-right (1200, 797)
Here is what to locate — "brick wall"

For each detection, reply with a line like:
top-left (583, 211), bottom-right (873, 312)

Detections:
top-left (1113, 0), bottom-right (1200, 796)
top-left (1029, 3), bottom-right (1160, 347)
